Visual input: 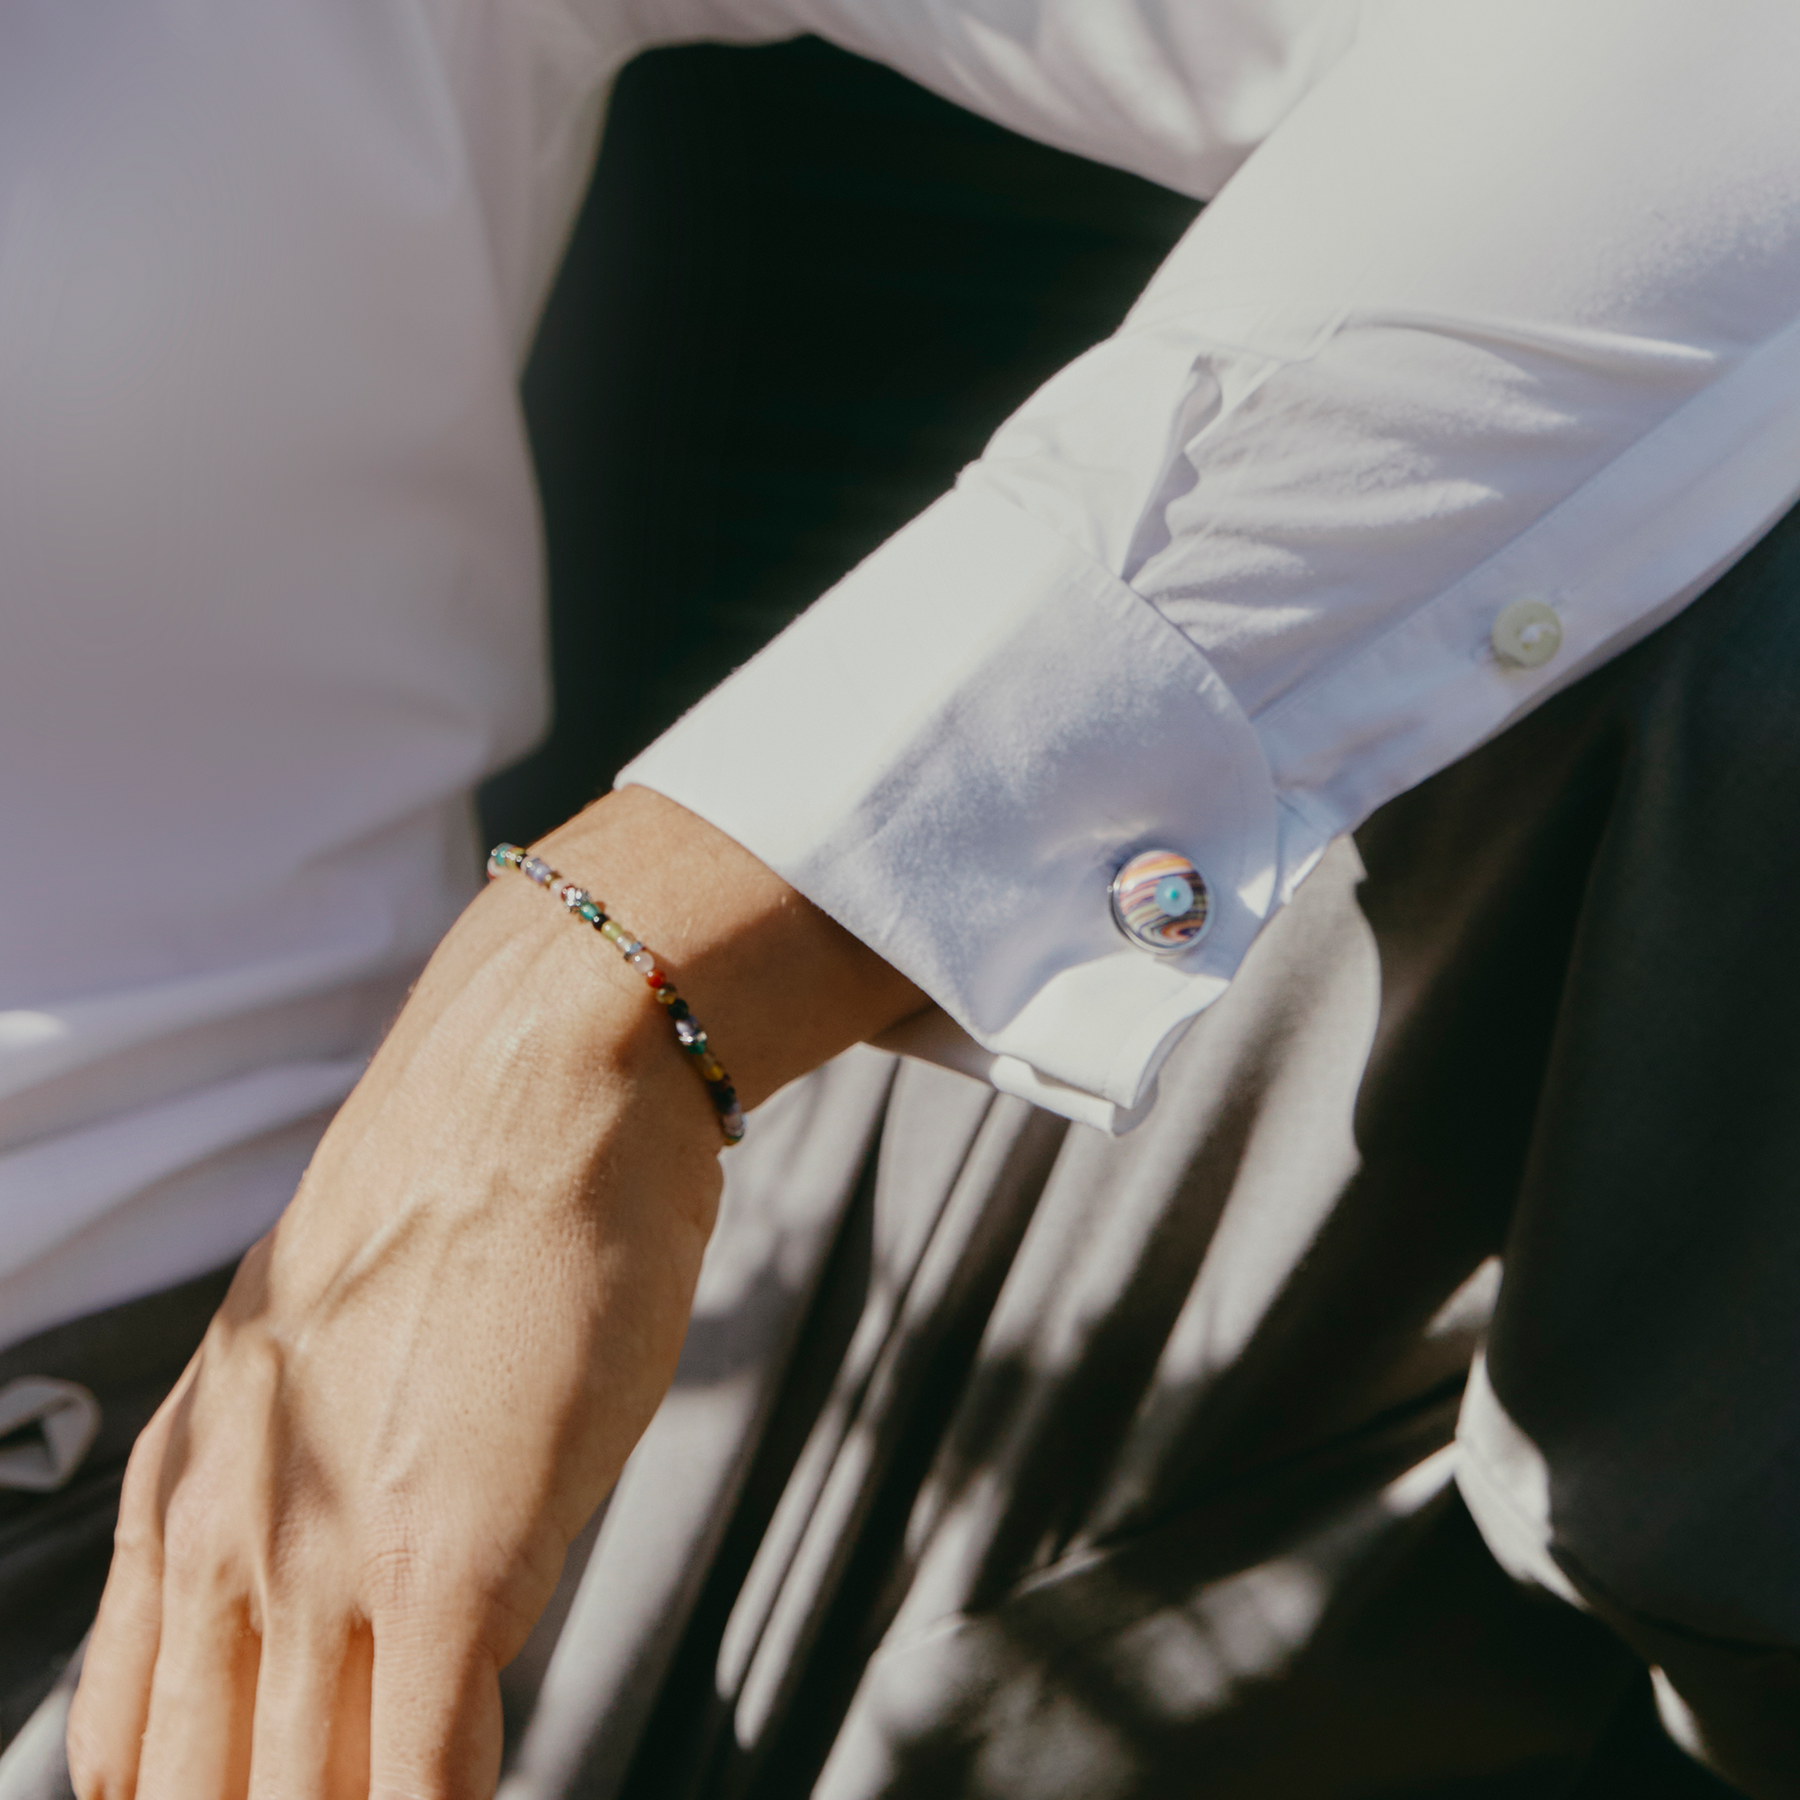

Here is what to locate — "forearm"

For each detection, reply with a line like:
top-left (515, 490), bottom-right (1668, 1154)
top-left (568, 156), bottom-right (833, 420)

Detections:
top-left (516, 784), bottom-right (927, 1114)
top-left (349, 782), bottom-right (926, 1261)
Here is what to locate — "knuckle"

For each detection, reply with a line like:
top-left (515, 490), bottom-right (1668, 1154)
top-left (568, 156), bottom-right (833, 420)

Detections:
top-left (158, 1482), bottom-right (243, 1600)
top-left (115, 1423), bottom-right (169, 1526)
top-left (359, 1486), bottom-right (474, 1606)
top-left (360, 1529), bottom-right (511, 1658)
top-left (110, 1494), bottom-right (162, 1567)
top-left (361, 1534), bottom-right (437, 1615)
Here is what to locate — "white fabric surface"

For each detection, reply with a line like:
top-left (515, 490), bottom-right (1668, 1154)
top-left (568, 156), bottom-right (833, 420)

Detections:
top-left (0, 0), bottom-right (636, 1352)
top-left (5, 0), bottom-right (1798, 1344)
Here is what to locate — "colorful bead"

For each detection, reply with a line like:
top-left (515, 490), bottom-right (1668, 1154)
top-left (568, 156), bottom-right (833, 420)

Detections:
top-left (488, 843), bottom-right (744, 1147)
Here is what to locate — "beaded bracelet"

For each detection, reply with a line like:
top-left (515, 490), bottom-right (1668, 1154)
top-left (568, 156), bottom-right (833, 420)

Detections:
top-left (487, 843), bottom-right (746, 1145)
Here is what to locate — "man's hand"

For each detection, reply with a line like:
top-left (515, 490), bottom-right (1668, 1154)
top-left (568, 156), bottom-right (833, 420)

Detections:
top-left (65, 788), bottom-right (923, 1799)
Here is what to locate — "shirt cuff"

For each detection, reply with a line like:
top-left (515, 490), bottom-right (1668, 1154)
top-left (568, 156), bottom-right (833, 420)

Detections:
top-left (619, 481), bottom-right (1279, 1131)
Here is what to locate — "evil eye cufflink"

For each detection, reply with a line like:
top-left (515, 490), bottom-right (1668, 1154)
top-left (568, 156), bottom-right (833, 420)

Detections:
top-left (1109, 848), bottom-right (1211, 955)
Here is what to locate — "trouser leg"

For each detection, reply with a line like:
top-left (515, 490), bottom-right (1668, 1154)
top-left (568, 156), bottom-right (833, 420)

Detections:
top-left (1451, 502), bottom-right (1800, 1792)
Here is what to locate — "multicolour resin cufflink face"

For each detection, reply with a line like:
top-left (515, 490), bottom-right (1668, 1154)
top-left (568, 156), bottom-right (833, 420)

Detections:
top-left (1109, 848), bottom-right (1211, 955)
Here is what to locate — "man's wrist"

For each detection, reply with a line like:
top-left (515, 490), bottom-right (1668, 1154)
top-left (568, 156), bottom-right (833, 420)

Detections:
top-left (522, 786), bottom-right (927, 1112)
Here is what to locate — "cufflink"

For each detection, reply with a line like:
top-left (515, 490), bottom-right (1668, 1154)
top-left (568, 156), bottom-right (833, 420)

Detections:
top-left (1491, 598), bottom-right (1563, 669)
top-left (1110, 849), bottom-right (1211, 955)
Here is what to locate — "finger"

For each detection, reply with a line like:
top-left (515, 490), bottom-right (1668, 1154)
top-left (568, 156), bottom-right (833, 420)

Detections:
top-left (368, 1611), bottom-right (503, 1800)
top-left (67, 1550), bottom-right (162, 1799)
top-left (245, 1616), bottom-right (372, 1800)
top-left (132, 1578), bottom-right (261, 1800)
top-left (66, 1395), bottom-right (183, 1797)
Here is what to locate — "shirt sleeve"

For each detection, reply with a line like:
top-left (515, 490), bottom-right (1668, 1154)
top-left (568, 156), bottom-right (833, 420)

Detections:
top-left (622, 0), bottom-right (1800, 1133)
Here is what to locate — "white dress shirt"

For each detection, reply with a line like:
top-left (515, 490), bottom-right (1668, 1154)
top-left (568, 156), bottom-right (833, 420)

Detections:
top-left (630, 0), bottom-right (1800, 1129)
top-left (3, 0), bottom-right (1797, 1354)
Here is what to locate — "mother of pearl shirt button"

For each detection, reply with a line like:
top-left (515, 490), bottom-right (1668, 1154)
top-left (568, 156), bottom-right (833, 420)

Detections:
top-left (1491, 598), bottom-right (1564, 669)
